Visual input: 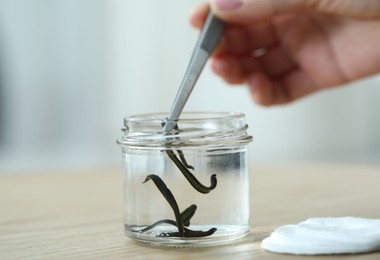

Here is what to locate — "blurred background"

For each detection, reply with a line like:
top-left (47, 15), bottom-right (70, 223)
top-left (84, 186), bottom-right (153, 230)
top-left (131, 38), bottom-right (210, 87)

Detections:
top-left (0, 0), bottom-right (379, 173)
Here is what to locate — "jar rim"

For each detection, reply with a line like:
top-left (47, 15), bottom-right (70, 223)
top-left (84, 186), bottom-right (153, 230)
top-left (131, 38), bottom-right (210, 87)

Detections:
top-left (118, 111), bottom-right (252, 149)
top-left (125, 111), bottom-right (245, 123)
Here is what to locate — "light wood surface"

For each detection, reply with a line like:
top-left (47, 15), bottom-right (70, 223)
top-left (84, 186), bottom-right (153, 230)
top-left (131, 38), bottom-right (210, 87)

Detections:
top-left (1, 162), bottom-right (380, 259)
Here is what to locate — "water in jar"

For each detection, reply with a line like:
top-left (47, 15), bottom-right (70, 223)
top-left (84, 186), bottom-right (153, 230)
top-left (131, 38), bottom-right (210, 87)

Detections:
top-left (122, 147), bottom-right (250, 247)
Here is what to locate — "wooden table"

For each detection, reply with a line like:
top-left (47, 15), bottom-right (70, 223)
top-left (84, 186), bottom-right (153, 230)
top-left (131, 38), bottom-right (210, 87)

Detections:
top-left (1, 162), bottom-right (380, 259)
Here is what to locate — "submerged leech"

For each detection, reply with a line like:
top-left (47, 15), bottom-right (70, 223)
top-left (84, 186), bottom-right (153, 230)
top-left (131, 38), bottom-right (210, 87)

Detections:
top-left (139, 204), bottom-right (197, 232)
top-left (143, 174), bottom-right (184, 237)
top-left (141, 122), bottom-right (217, 238)
top-left (166, 150), bottom-right (217, 194)
top-left (158, 227), bottom-right (217, 238)
top-left (181, 204), bottom-right (197, 227)
top-left (177, 150), bottom-right (194, 170)
top-left (142, 174), bottom-right (217, 238)
top-left (139, 219), bottom-right (177, 233)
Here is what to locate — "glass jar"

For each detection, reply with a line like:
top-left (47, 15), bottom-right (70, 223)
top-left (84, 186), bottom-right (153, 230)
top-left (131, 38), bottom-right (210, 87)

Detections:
top-left (117, 112), bottom-right (253, 247)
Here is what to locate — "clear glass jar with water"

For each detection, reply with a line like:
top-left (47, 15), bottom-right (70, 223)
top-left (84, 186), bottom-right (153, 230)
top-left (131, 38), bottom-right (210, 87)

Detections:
top-left (117, 112), bottom-right (253, 247)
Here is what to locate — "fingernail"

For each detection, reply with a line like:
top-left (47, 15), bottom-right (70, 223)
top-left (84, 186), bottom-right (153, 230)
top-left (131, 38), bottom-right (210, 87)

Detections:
top-left (211, 59), bottom-right (226, 74)
top-left (210, 0), bottom-right (243, 10)
top-left (246, 74), bottom-right (259, 91)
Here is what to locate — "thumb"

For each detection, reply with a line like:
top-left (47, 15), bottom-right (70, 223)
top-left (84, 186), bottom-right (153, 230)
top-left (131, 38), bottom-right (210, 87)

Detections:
top-left (209, 0), bottom-right (318, 24)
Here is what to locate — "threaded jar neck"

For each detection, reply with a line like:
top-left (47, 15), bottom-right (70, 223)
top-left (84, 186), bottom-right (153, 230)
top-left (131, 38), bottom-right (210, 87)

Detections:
top-left (117, 112), bottom-right (252, 150)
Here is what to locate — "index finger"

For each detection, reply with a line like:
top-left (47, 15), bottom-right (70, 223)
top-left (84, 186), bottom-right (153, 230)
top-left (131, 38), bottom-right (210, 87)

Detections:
top-left (189, 3), bottom-right (209, 29)
top-left (190, 3), bottom-right (278, 57)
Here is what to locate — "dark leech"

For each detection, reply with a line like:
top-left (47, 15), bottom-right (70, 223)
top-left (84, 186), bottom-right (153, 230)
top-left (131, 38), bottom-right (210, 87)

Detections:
top-left (142, 174), bottom-right (217, 238)
top-left (181, 204), bottom-right (197, 227)
top-left (141, 122), bottom-right (217, 238)
top-left (177, 150), bottom-right (194, 170)
top-left (166, 150), bottom-right (217, 194)
top-left (139, 219), bottom-right (177, 233)
top-left (158, 227), bottom-right (217, 238)
top-left (138, 204), bottom-right (197, 232)
top-left (143, 174), bottom-right (184, 237)
top-left (184, 227), bottom-right (217, 237)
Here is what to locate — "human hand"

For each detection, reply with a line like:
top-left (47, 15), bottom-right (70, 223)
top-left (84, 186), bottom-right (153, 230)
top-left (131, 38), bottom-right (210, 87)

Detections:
top-left (190, 0), bottom-right (380, 106)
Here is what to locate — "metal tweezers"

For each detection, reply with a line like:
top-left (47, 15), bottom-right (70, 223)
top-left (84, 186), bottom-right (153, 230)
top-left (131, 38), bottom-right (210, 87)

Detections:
top-left (163, 12), bottom-right (224, 131)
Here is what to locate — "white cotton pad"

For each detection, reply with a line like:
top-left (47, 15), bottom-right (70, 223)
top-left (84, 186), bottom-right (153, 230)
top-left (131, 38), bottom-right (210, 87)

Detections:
top-left (261, 217), bottom-right (380, 255)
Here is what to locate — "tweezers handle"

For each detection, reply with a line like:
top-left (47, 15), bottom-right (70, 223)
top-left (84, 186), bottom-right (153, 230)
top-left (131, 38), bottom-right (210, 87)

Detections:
top-left (197, 13), bottom-right (225, 53)
top-left (164, 13), bottom-right (225, 131)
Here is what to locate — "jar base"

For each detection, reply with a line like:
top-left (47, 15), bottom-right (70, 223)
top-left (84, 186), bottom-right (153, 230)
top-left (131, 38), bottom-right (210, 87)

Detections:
top-left (124, 224), bottom-right (250, 247)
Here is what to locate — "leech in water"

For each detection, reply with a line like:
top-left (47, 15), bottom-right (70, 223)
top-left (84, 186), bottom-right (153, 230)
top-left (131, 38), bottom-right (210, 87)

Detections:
top-left (158, 227), bottom-right (217, 238)
top-left (139, 204), bottom-right (197, 233)
top-left (142, 123), bottom-right (218, 237)
top-left (166, 150), bottom-right (217, 194)
top-left (161, 122), bottom-right (194, 171)
top-left (137, 220), bottom-right (177, 233)
top-left (181, 204), bottom-right (197, 226)
top-left (143, 174), bottom-right (184, 237)
top-left (142, 174), bottom-right (217, 238)
top-left (177, 150), bottom-right (194, 170)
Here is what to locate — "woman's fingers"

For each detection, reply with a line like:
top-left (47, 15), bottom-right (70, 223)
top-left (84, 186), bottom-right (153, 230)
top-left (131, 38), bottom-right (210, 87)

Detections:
top-left (223, 23), bottom-right (277, 55)
top-left (209, 0), bottom-right (283, 24)
top-left (210, 43), bottom-right (297, 82)
top-left (245, 23), bottom-right (277, 51)
top-left (247, 69), bottom-right (320, 106)
top-left (211, 56), bottom-right (245, 84)
top-left (190, 3), bottom-right (278, 55)
top-left (189, 1), bottom-right (321, 106)
top-left (210, 56), bottom-right (321, 106)
top-left (189, 3), bottom-right (209, 29)
top-left (258, 45), bottom-right (296, 77)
